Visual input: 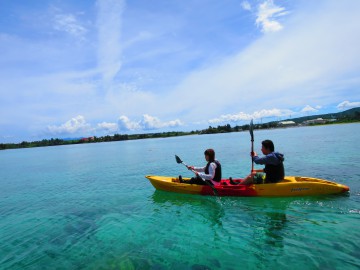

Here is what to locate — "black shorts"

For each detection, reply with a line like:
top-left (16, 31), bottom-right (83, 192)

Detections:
top-left (254, 173), bottom-right (265, 184)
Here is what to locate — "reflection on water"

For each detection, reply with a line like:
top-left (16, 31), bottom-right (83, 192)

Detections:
top-left (149, 191), bottom-right (295, 268)
top-left (150, 190), bottom-right (225, 229)
top-left (243, 198), bottom-right (290, 267)
top-left (150, 190), bottom-right (200, 206)
top-left (263, 211), bottom-right (287, 248)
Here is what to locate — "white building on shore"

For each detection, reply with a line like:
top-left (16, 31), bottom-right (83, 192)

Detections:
top-left (302, 118), bottom-right (328, 125)
top-left (278, 121), bottom-right (296, 127)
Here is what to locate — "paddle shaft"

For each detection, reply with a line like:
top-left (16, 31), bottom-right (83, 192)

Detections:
top-left (251, 137), bottom-right (254, 172)
top-left (250, 120), bottom-right (254, 173)
top-left (179, 161), bottom-right (199, 176)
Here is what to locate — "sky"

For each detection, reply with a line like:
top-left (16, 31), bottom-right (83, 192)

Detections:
top-left (1, 0), bottom-right (360, 143)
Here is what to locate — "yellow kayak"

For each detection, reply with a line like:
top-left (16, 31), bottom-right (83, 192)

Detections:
top-left (145, 175), bottom-right (349, 197)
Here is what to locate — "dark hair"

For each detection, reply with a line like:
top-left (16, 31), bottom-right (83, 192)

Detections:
top-left (262, 140), bottom-right (274, 152)
top-left (204, 148), bottom-right (215, 162)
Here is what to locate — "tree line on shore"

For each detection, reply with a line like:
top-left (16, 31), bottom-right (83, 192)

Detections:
top-left (1, 109), bottom-right (359, 150)
top-left (0, 123), bottom-right (259, 150)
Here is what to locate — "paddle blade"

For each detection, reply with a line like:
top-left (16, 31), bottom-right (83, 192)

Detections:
top-left (175, 155), bottom-right (183, 164)
top-left (249, 119), bottom-right (254, 141)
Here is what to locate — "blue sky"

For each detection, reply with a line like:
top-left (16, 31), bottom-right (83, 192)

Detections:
top-left (1, 0), bottom-right (360, 143)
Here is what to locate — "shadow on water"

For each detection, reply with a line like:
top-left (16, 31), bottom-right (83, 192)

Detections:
top-left (150, 190), bottom-right (225, 228)
top-left (241, 198), bottom-right (289, 241)
top-left (212, 196), bottom-right (293, 269)
top-left (236, 193), bottom-right (354, 269)
top-left (82, 191), bottom-right (227, 270)
top-left (146, 190), bottom-right (226, 269)
top-left (257, 199), bottom-right (288, 248)
top-left (150, 190), bottom-right (204, 206)
top-left (148, 191), bottom-right (347, 269)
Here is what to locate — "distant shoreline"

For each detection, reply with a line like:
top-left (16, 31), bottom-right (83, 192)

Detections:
top-left (1, 118), bottom-right (359, 151)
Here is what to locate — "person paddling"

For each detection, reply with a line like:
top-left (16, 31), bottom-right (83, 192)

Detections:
top-left (241, 140), bottom-right (284, 185)
top-left (180, 149), bottom-right (222, 186)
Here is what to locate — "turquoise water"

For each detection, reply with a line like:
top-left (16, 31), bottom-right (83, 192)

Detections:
top-left (0, 124), bottom-right (359, 269)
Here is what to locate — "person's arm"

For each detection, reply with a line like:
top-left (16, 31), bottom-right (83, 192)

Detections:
top-left (250, 151), bottom-right (266, 165)
top-left (192, 166), bottom-right (205, 172)
top-left (255, 153), bottom-right (281, 165)
top-left (253, 155), bottom-right (267, 165)
top-left (198, 163), bottom-right (216, 180)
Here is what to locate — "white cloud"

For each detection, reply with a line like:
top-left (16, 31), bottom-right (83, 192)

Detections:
top-left (96, 0), bottom-right (125, 84)
top-left (209, 108), bottom-right (293, 124)
top-left (256, 0), bottom-right (288, 33)
top-left (337, 100), bottom-right (360, 110)
top-left (301, 105), bottom-right (318, 113)
top-left (140, 114), bottom-right (165, 130)
top-left (53, 13), bottom-right (87, 39)
top-left (96, 122), bottom-right (118, 133)
top-left (140, 114), bottom-right (183, 130)
top-left (103, 82), bottom-right (157, 117)
top-left (46, 114), bottom-right (184, 136)
top-left (46, 114), bottom-right (182, 137)
top-left (47, 115), bottom-right (91, 135)
top-left (123, 31), bottom-right (154, 49)
top-left (118, 114), bottom-right (183, 131)
top-left (241, 1), bottom-right (252, 11)
top-left (118, 115), bottom-right (141, 131)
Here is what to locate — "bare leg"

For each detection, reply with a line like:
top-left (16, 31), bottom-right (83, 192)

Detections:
top-left (241, 174), bottom-right (254, 185)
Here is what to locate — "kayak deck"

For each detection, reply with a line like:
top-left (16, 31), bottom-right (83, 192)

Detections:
top-left (145, 175), bottom-right (350, 197)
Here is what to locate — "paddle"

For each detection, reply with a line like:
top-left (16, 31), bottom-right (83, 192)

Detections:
top-left (175, 154), bottom-right (219, 196)
top-left (249, 119), bottom-right (254, 173)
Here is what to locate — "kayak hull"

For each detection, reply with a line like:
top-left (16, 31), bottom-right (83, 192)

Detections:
top-left (145, 175), bottom-right (349, 197)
